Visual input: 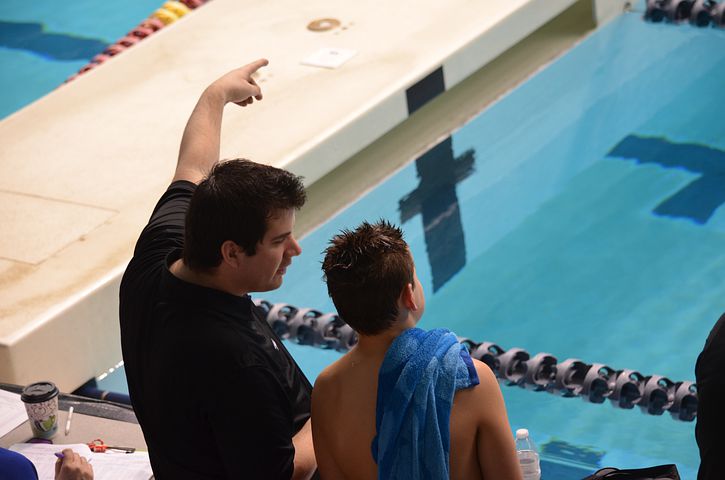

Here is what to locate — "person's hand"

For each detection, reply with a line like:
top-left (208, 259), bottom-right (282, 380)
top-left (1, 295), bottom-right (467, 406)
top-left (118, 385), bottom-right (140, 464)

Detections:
top-left (208, 58), bottom-right (268, 107)
top-left (55, 448), bottom-right (93, 480)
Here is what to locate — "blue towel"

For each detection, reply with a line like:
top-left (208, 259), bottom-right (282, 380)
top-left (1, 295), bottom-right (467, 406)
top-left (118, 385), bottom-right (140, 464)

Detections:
top-left (371, 327), bottom-right (479, 479)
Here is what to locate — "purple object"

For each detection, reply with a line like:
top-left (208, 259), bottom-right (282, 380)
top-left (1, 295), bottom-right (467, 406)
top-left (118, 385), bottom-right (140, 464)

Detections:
top-left (27, 437), bottom-right (52, 444)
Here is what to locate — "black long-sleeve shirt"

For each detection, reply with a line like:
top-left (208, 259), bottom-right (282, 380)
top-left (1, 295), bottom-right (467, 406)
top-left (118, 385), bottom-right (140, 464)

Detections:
top-left (696, 313), bottom-right (725, 480)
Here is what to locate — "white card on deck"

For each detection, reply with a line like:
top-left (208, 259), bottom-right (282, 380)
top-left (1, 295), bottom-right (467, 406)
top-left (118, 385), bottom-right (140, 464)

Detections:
top-left (301, 48), bottom-right (357, 69)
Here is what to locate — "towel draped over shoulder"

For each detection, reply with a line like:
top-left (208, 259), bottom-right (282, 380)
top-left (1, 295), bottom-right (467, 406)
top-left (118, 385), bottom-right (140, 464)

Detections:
top-left (371, 327), bottom-right (479, 479)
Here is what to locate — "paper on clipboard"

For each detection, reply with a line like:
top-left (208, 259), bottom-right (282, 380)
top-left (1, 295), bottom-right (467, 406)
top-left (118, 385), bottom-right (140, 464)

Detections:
top-left (0, 388), bottom-right (27, 437)
top-left (10, 442), bottom-right (153, 480)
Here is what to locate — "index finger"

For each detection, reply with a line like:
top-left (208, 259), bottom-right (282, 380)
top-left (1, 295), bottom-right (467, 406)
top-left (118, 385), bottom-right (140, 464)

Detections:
top-left (242, 58), bottom-right (269, 75)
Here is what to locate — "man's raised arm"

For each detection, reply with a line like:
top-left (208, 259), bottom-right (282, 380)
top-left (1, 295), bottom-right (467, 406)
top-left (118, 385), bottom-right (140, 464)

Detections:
top-left (172, 58), bottom-right (268, 184)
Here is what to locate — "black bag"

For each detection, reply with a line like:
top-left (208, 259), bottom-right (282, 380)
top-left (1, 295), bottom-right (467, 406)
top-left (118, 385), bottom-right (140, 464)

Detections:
top-left (582, 464), bottom-right (680, 480)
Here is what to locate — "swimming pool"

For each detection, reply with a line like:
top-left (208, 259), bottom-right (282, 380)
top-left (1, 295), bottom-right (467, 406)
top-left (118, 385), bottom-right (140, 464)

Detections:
top-left (5, 1), bottom-right (722, 477)
top-left (0, 0), bottom-right (162, 119)
top-left (262, 10), bottom-right (725, 479)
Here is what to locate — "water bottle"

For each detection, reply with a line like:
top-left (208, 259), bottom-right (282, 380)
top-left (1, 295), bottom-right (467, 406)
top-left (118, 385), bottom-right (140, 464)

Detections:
top-left (515, 428), bottom-right (541, 480)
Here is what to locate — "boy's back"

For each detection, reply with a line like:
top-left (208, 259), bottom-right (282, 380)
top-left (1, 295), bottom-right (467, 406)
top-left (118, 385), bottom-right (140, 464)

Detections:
top-left (312, 345), bottom-right (521, 480)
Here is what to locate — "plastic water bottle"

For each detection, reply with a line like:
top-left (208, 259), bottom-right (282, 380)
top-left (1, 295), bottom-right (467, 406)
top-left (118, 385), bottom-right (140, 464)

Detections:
top-left (515, 428), bottom-right (541, 480)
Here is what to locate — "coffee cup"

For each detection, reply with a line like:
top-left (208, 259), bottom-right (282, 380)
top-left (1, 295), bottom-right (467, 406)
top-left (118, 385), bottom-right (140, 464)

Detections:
top-left (21, 381), bottom-right (60, 439)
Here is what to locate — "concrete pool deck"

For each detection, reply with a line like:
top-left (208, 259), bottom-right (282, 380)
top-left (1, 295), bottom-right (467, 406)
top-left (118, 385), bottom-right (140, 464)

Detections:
top-left (0, 0), bottom-right (624, 390)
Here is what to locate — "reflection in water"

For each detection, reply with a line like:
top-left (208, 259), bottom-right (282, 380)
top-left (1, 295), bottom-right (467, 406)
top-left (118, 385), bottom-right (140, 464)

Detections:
top-left (609, 135), bottom-right (725, 224)
top-left (539, 439), bottom-right (604, 478)
top-left (0, 21), bottom-right (108, 61)
top-left (399, 137), bottom-right (475, 291)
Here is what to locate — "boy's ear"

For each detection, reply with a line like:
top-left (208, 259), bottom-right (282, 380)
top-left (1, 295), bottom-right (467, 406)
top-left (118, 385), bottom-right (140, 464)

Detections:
top-left (400, 283), bottom-right (418, 311)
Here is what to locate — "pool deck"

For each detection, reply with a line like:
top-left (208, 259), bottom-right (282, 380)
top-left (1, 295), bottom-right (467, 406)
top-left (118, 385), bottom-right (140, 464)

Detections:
top-left (0, 0), bottom-right (620, 390)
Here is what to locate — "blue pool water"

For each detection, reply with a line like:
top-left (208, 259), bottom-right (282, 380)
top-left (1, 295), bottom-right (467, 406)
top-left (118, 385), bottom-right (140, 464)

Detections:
top-left (4, 2), bottom-right (724, 478)
top-left (0, 0), bottom-right (161, 119)
top-left (262, 12), bottom-right (725, 479)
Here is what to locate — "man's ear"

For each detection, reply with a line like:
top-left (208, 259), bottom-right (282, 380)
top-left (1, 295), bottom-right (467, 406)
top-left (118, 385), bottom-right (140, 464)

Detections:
top-left (220, 240), bottom-right (243, 267)
top-left (400, 283), bottom-right (418, 311)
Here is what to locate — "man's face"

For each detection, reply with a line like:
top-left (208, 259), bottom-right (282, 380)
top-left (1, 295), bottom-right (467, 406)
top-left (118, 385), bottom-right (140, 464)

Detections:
top-left (238, 208), bottom-right (302, 292)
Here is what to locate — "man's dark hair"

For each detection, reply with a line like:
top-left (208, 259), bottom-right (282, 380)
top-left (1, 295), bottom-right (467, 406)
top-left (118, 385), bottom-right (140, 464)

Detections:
top-left (183, 159), bottom-right (306, 270)
top-left (322, 220), bottom-right (414, 336)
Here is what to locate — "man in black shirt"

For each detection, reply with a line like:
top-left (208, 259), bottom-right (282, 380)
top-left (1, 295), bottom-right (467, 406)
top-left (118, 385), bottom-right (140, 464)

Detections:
top-left (119, 59), bottom-right (316, 479)
top-left (696, 313), bottom-right (725, 480)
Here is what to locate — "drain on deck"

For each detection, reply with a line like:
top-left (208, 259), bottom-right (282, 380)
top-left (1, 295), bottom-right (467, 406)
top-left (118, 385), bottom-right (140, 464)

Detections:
top-left (307, 18), bottom-right (340, 32)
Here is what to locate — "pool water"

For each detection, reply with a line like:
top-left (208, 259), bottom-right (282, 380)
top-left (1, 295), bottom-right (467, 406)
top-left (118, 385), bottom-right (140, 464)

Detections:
top-left (0, 0), bottom-right (162, 119)
top-left (264, 11), bottom-right (725, 479)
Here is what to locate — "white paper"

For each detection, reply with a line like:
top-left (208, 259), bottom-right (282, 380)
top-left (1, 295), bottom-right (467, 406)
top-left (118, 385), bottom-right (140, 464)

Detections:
top-left (10, 442), bottom-right (153, 480)
top-left (0, 388), bottom-right (27, 437)
top-left (301, 48), bottom-right (357, 69)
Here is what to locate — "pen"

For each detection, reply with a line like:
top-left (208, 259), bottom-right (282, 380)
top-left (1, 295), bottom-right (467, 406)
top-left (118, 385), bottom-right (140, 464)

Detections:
top-left (54, 452), bottom-right (93, 463)
top-left (64, 406), bottom-right (74, 436)
top-left (88, 438), bottom-right (136, 453)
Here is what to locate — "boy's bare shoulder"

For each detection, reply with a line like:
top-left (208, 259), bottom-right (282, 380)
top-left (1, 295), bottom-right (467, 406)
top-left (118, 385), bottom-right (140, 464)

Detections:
top-left (471, 358), bottom-right (499, 387)
top-left (457, 358), bottom-right (507, 425)
top-left (456, 359), bottom-right (500, 402)
top-left (313, 354), bottom-right (352, 393)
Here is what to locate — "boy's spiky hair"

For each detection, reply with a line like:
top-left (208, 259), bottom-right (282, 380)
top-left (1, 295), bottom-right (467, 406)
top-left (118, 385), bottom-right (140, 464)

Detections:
top-left (322, 220), bottom-right (414, 335)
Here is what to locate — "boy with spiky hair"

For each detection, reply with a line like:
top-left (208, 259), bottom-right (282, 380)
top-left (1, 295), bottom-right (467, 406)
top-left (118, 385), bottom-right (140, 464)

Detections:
top-left (313, 220), bottom-right (522, 479)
